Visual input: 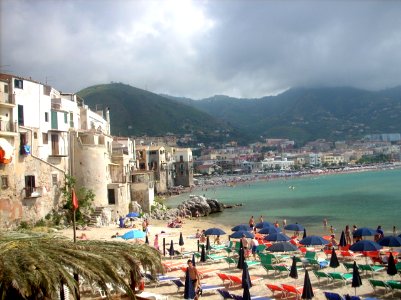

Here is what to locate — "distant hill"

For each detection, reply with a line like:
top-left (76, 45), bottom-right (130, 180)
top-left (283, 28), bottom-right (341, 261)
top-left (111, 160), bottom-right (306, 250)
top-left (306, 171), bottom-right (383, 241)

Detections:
top-left (166, 86), bottom-right (401, 143)
top-left (77, 83), bottom-right (243, 144)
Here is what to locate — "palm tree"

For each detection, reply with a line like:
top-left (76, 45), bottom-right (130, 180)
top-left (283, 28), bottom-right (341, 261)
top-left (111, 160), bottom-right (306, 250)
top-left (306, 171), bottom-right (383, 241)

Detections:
top-left (0, 231), bottom-right (163, 299)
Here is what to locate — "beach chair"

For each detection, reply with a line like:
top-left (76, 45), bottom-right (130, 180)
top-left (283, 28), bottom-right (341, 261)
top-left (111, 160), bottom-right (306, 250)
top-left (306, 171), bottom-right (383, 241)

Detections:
top-left (255, 244), bottom-right (266, 253)
top-left (281, 284), bottom-right (303, 298)
top-left (304, 250), bottom-right (317, 261)
top-left (368, 279), bottom-right (391, 294)
top-left (206, 254), bottom-right (226, 262)
top-left (267, 253), bottom-right (290, 263)
top-left (258, 253), bottom-right (273, 265)
top-left (262, 264), bottom-right (277, 276)
top-left (305, 258), bottom-right (329, 269)
top-left (217, 289), bottom-right (233, 299)
top-left (265, 283), bottom-right (285, 297)
top-left (199, 284), bottom-right (225, 294)
top-left (245, 260), bottom-right (261, 268)
top-left (273, 264), bottom-right (292, 276)
top-left (224, 257), bottom-right (237, 268)
top-left (342, 262), bottom-right (355, 272)
top-left (217, 273), bottom-right (231, 285)
top-left (230, 294), bottom-right (273, 300)
top-left (387, 280), bottom-right (401, 296)
top-left (357, 264), bottom-right (385, 277)
top-left (323, 291), bottom-right (345, 300)
top-left (228, 274), bottom-right (263, 287)
top-left (340, 250), bottom-right (362, 259)
top-left (328, 272), bottom-right (353, 286)
top-left (224, 247), bottom-right (233, 257)
top-left (313, 270), bottom-right (332, 284)
top-left (172, 279), bottom-right (185, 292)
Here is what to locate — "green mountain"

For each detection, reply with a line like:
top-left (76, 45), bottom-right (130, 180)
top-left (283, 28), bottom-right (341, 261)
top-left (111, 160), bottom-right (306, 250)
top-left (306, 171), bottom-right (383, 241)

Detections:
top-left (77, 83), bottom-right (242, 144)
top-left (167, 86), bottom-right (401, 143)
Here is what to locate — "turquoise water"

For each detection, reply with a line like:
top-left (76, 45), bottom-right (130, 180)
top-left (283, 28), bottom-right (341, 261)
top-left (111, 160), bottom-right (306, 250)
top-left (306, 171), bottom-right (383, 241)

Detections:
top-left (166, 168), bottom-right (401, 236)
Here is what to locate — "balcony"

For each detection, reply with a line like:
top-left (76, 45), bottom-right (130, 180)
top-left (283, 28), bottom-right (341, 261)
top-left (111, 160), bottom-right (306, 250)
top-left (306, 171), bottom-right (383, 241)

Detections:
top-left (0, 120), bottom-right (18, 136)
top-left (0, 92), bottom-right (15, 107)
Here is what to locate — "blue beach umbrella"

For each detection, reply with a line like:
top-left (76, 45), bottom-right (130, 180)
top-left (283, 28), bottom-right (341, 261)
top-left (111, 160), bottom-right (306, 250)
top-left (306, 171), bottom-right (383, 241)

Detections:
top-left (255, 221), bottom-right (274, 229)
top-left (126, 212), bottom-right (140, 218)
top-left (204, 228), bottom-right (226, 236)
top-left (300, 235), bottom-right (329, 246)
top-left (349, 240), bottom-right (382, 252)
top-left (352, 227), bottom-right (376, 237)
top-left (259, 227), bottom-right (281, 235)
top-left (184, 268), bottom-right (196, 299)
top-left (120, 230), bottom-right (146, 240)
top-left (285, 223), bottom-right (305, 232)
top-left (267, 242), bottom-right (299, 252)
top-left (232, 224), bottom-right (251, 232)
top-left (264, 233), bottom-right (290, 242)
top-left (377, 236), bottom-right (401, 247)
top-left (230, 230), bottom-right (254, 239)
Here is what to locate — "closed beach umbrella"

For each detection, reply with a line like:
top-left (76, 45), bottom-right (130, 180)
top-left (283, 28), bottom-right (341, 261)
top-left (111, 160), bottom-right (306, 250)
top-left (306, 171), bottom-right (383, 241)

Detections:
top-left (300, 235), bottom-right (329, 246)
top-left (232, 224), bottom-right (250, 231)
top-left (303, 228), bottom-right (307, 239)
top-left (264, 233), bottom-right (290, 242)
top-left (255, 221), bottom-right (273, 229)
top-left (206, 236), bottom-right (211, 251)
top-left (351, 261), bottom-right (362, 296)
top-left (352, 227), bottom-right (376, 237)
top-left (387, 253), bottom-right (398, 276)
top-left (378, 236), bottom-right (401, 247)
top-left (267, 242), bottom-right (299, 252)
top-left (339, 231), bottom-right (347, 247)
top-left (349, 240), bottom-right (382, 252)
top-left (285, 223), bottom-right (305, 232)
top-left (289, 256), bottom-right (298, 280)
top-left (329, 248), bottom-right (339, 269)
top-left (179, 232), bottom-right (184, 246)
top-left (301, 269), bottom-right (314, 299)
top-left (145, 235), bottom-right (149, 244)
top-left (259, 227), bottom-right (281, 235)
top-left (200, 245), bottom-right (206, 262)
top-left (184, 268), bottom-right (196, 299)
top-left (242, 262), bottom-right (252, 300)
top-left (192, 253), bottom-right (196, 267)
top-left (230, 230), bottom-right (254, 239)
top-left (204, 228), bottom-right (226, 236)
top-left (169, 240), bottom-right (175, 257)
top-left (237, 244), bottom-right (245, 270)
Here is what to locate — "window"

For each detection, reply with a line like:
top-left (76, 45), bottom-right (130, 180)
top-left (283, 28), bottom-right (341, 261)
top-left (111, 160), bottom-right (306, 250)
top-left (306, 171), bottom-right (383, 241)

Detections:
top-left (108, 189), bottom-right (116, 205)
top-left (14, 79), bottom-right (23, 89)
top-left (25, 175), bottom-right (35, 197)
top-left (18, 105), bottom-right (24, 125)
top-left (69, 112), bottom-right (74, 127)
top-left (45, 112), bottom-right (49, 122)
top-left (4, 84), bottom-right (8, 93)
top-left (64, 112), bottom-right (68, 123)
top-left (33, 132), bottom-right (37, 139)
top-left (1, 176), bottom-right (8, 188)
top-left (42, 133), bottom-right (48, 144)
top-left (180, 155), bottom-right (184, 162)
top-left (52, 174), bottom-right (58, 186)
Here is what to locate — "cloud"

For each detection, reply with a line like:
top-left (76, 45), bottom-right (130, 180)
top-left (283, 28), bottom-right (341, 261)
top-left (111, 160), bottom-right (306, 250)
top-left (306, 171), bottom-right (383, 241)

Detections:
top-left (1, 0), bottom-right (401, 98)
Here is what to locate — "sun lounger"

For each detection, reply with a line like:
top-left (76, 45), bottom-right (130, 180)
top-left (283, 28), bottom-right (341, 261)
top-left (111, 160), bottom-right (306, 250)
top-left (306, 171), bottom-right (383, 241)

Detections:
top-left (304, 258), bottom-right (329, 269)
top-left (328, 272), bottom-right (353, 286)
top-left (281, 284), bottom-right (304, 298)
top-left (266, 253), bottom-right (290, 263)
top-left (313, 270), bottom-right (332, 284)
top-left (162, 261), bottom-right (186, 272)
top-left (224, 257), bottom-right (237, 268)
top-left (387, 280), bottom-right (401, 296)
top-left (217, 289), bottom-right (233, 299)
top-left (217, 273), bottom-right (231, 285)
top-left (273, 264), bottom-right (292, 276)
top-left (180, 267), bottom-right (215, 278)
top-left (135, 291), bottom-right (169, 300)
top-left (172, 279), bottom-right (223, 294)
top-left (357, 264), bottom-right (385, 277)
top-left (230, 293), bottom-right (273, 300)
top-left (227, 274), bottom-right (263, 287)
top-left (144, 274), bottom-right (181, 286)
top-left (211, 244), bottom-right (227, 251)
top-left (265, 283), bottom-right (285, 297)
top-left (206, 254), bottom-right (226, 261)
top-left (262, 264), bottom-right (277, 276)
top-left (323, 291), bottom-right (345, 300)
top-left (368, 279), bottom-right (391, 294)
top-left (342, 262), bottom-right (356, 272)
top-left (340, 250), bottom-right (362, 259)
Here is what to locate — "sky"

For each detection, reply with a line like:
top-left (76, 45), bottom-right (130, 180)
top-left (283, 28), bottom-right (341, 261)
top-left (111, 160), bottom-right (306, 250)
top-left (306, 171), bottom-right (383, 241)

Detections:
top-left (1, 0), bottom-right (401, 99)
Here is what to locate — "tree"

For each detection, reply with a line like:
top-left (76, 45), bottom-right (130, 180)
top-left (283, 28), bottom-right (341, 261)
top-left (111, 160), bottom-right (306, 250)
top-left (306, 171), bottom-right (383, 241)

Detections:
top-left (0, 231), bottom-right (163, 299)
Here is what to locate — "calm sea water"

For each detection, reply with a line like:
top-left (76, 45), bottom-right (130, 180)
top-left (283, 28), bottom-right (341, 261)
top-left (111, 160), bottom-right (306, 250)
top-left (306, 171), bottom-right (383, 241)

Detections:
top-left (166, 168), bottom-right (401, 236)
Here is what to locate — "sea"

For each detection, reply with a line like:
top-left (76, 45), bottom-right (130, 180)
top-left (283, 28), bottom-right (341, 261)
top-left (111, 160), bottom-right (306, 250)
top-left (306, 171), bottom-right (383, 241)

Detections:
top-left (166, 168), bottom-right (401, 236)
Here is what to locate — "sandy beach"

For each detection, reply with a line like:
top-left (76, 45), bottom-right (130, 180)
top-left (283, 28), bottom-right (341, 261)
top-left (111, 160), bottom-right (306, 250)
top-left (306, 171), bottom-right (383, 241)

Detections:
top-left (58, 217), bottom-right (399, 300)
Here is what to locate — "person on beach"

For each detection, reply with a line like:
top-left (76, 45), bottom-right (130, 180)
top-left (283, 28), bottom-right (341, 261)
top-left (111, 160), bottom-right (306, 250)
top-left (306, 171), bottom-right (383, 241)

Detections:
top-left (214, 235), bottom-right (221, 245)
top-left (330, 234), bottom-right (338, 248)
top-left (345, 225), bottom-right (352, 245)
top-left (274, 220), bottom-right (279, 228)
top-left (259, 215), bottom-right (264, 223)
top-left (199, 230), bottom-right (206, 244)
top-left (352, 225), bottom-right (359, 243)
top-left (195, 229), bottom-right (201, 238)
top-left (393, 226), bottom-right (397, 236)
top-left (250, 236), bottom-right (259, 259)
top-left (375, 225), bottom-right (384, 241)
top-left (329, 225), bottom-right (335, 235)
top-left (249, 216), bottom-right (255, 229)
top-left (283, 219), bottom-right (287, 228)
top-left (323, 218), bottom-right (328, 228)
top-left (241, 234), bottom-right (249, 250)
top-left (153, 234), bottom-right (159, 251)
top-left (187, 259), bottom-right (201, 298)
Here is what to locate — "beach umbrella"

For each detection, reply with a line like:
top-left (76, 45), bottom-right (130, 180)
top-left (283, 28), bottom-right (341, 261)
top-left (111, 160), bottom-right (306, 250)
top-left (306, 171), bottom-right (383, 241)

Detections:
top-left (120, 230), bottom-right (146, 240)
top-left (184, 268), bottom-right (196, 299)
top-left (339, 231), bottom-right (347, 247)
top-left (200, 245), bottom-right (206, 262)
top-left (126, 212), bottom-right (139, 218)
top-left (204, 228), bottom-right (226, 236)
top-left (237, 242), bottom-right (245, 270)
top-left (329, 248), bottom-right (339, 269)
top-left (399, 234), bottom-right (401, 238)
top-left (232, 224), bottom-right (251, 232)
top-left (289, 256), bottom-right (298, 280)
top-left (145, 235), bottom-right (149, 244)
top-left (255, 221), bottom-right (274, 229)
top-left (179, 232), bottom-right (184, 247)
top-left (387, 253), bottom-right (398, 276)
top-left (242, 262), bottom-right (252, 300)
top-left (206, 236), bottom-right (211, 251)
top-left (192, 253), bottom-right (196, 267)
top-left (349, 240), bottom-right (382, 252)
top-left (169, 240), bottom-right (175, 257)
top-left (267, 242), bottom-right (299, 253)
top-left (378, 236), bottom-right (401, 247)
top-left (301, 269), bottom-right (314, 299)
top-left (230, 230), bottom-right (254, 239)
top-left (259, 227), bottom-right (281, 235)
top-left (303, 228), bottom-right (307, 239)
top-left (352, 227), bottom-right (376, 237)
top-left (285, 223), bottom-right (305, 232)
top-left (299, 235), bottom-right (329, 246)
top-left (351, 261), bottom-right (362, 296)
top-left (264, 233), bottom-right (290, 242)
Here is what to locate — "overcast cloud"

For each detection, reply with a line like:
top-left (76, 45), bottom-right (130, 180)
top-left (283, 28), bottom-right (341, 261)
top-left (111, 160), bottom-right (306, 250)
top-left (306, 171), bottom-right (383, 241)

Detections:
top-left (1, 0), bottom-right (401, 99)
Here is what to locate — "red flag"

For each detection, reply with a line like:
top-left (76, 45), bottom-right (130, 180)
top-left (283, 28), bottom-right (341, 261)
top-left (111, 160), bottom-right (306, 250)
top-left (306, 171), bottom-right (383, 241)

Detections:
top-left (72, 188), bottom-right (79, 210)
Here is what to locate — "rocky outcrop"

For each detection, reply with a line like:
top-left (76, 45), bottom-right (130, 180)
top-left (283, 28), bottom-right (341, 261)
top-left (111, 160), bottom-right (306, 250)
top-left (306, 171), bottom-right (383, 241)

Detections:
top-left (177, 195), bottom-right (224, 217)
